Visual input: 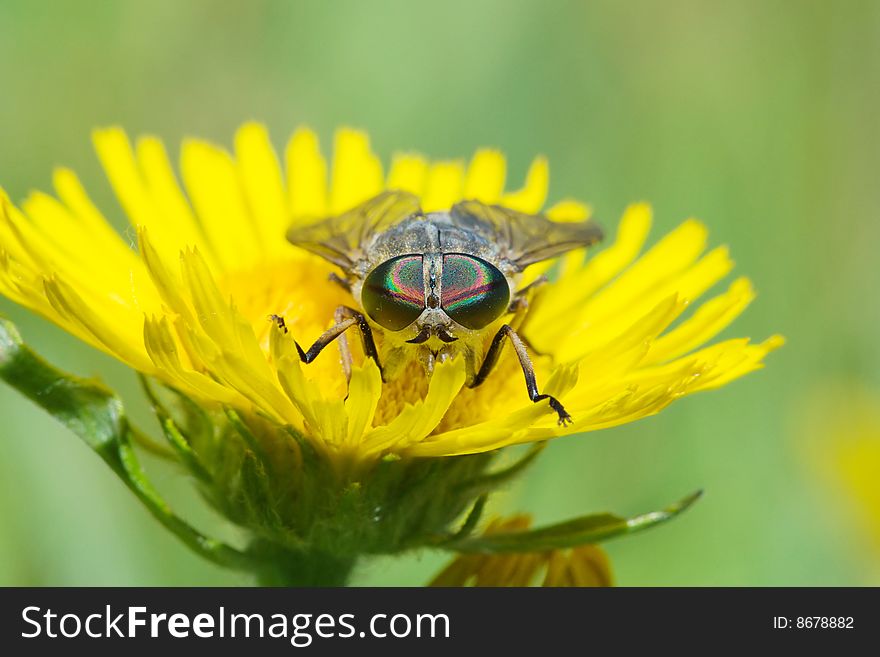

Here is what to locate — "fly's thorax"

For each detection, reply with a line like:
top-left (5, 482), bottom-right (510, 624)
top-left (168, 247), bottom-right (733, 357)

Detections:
top-left (355, 214), bottom-right (519, 281)
top-left (361, 217), bottom-right (441, 269)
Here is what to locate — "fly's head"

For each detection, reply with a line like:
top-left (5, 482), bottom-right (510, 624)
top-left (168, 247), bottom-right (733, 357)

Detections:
top-left (354, 240), bottom-right (513, 369)
top-left (286, 190), bottom-right (603, 379)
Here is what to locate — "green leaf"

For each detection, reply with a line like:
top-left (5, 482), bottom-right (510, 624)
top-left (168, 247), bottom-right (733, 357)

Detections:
top-left (445, 490), bottom-right (703, 554)
top-left (0, 318), bottom-right (124, 461)
top-left (0, 317), bottom-right (253, 571)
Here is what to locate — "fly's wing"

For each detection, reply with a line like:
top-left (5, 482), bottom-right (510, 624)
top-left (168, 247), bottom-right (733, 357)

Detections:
top-left (449, 200), bottom-right (604, 271)
top-left (286, 191), bottom-right (422, 272)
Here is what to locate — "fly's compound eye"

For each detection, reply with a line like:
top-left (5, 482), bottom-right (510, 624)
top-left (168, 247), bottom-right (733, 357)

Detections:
top-left (441, 254), bottom-right (510, 329)
top-left (362, 255), bottom-right (426, 330)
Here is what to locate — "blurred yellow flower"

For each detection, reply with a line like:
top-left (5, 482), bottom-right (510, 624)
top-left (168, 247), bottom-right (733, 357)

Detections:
top-left (0, 123), bottom-right (782, 463)
top-left (804, 386), bottom-right (880, 552)
top-left (430, 515), bottom-right (613, 587)
top-left (836, 434), bottom-right (880, 548)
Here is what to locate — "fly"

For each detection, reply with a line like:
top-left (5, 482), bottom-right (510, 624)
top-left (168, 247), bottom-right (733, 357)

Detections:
top-left (278, 191), bottom-right (603, 425)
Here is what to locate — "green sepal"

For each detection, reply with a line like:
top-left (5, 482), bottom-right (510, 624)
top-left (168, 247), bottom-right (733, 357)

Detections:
top-left (443, 490), bottom-right (703, 554)
top-left (139, 376), bottom-right (213, 484)
top-left (453, 443), bottom-right (545, 497)
top-left (225, 407), bottom-right (275, 475)
top-left (450, 494), bottom-right (488, 541)
top-left (0, 317), bottom-right (253, 571)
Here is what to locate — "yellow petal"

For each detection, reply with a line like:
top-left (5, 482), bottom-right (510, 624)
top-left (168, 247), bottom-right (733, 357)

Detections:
top-left (362, 357), bottom-right (466, 456)
top-left (181, 139), bottom-right (263, 270)
top-left (545, 198), bottom-right (592, 222)
top-left (557, 293), bottom-right (687, 363)
top-left (286, 127), bottom-right (328, 220)
top-left (235, 122), bottom-right (290, 259)
top-left (422, 161), bottom-right (465, 212)
top-left (43, 275), bottom-right (154, 371)
top-left (543, 545), bottom-right (613, 587)
top-left (20, 191), bottom-right (158, 309)
top-left (329, 128), bottom-right (384, 214)
top-left (271, 324), bottom-right (320, 433)
top-left (463, 149), bottom-right (506, 202)
top-left (524, 202), bottom-right (651, 350)
top-left (94, 127), bottom-right (209, 273)
top-left (499, 156), bottom-right (548, 213)
top-left (92, 127), bottom-right (156, 229)
top-left (580, 218), bottom-right (708, 323)
top-left (179, 247), bottom-right (268, 373)
top-left (134, 137), bottom-right (215, 267)
top-left (648, 277), bottom-right (756, 364)
top-left (689, 334), bottom-right (785, 392)
top-left (344, 360), bottom-right (383, 446)
top-left (387, 153), bottom-right (428, 196)
top-left (409, 363), bottom-right (579, 456)
top-left (138, 226), bottom-right (194, 321)
top-left (53, 168), bottom-right (144, 260)
top-left (143, 316), bottom-right (242, 405)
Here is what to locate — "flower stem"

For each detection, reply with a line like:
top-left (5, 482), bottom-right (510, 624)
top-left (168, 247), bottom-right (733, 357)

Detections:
top-left (251, 542), bottom-right (358, 587)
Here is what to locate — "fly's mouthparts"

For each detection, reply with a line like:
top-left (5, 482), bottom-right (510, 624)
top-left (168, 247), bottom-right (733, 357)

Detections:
top-left (405, 326), bottom-right (458, 344)
top-left (436, 328), bottom-right (458, 343)
top-left (406, 327), bottom-right (431, 344)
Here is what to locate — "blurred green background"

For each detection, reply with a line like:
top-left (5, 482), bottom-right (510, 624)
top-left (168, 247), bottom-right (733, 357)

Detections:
top-left (1, 0), bottom-right (878, 586)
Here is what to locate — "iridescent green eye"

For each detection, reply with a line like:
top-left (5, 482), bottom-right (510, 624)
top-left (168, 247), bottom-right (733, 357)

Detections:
top-left (362, 255), bottom-right (425, 330)
top-left (441, 254), bottom-right (510, 329)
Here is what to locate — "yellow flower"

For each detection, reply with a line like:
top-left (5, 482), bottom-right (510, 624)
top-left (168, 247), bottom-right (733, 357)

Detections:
top-left (0, 123), bottom-right (782, 464)
top-left (802, 385), bottom-right (880, 553)
top-left (430, 515), bottom-right (613, 587)
top-left (835, 425), bottom-right (880, 550)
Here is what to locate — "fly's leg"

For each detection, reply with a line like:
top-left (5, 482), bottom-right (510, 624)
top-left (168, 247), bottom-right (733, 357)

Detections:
top-left (513, 274), bottom-right (548, 300)
top-left (469, 323), bottom-right (572, 426)
top-left (328, 272), bottom-right (352, 292)
top-left (332, 306), bottom-right (374, 382)
top-left (335, 306), bottom-right (384, 381)
top-left (270, 306), bottom-right (384, 382)
top-left (507, 275), bottom-right (548, 355)
top-left (270, 314), bottom-right (289, 333)
top-left (507, 275), bottom-right (548, 320)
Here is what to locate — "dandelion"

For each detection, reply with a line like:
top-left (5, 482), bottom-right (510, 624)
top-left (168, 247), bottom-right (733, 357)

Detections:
top-left (0, 124), bottom-right (782, 585)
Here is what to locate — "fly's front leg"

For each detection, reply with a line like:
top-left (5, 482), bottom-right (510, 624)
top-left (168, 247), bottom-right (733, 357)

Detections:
top-left (270, 306), bottom-right (384, 382)
top-left (331, 306), bottom-right (355, 382)
top-left (470, 323), bottom-right (572, 426)
top-left (507, 275), bottom-right (548, 354)
top-left (513, 274), bottom-right (548, 301)
top-left (328, 272), bottom-right (352, 292)
top-left (332, 306), bottom-right (385, 382)
top-left (270, 312), bottom-right (355, 365)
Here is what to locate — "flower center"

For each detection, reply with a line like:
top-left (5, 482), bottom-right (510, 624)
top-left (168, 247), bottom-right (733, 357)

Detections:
top-left (219, 256), bottom-right (535, 435)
